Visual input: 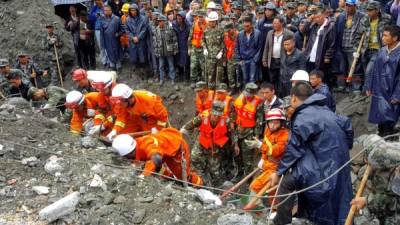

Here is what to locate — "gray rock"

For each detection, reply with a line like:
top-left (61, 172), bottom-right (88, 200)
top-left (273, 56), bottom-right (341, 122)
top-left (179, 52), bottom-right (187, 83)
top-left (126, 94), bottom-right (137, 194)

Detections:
top-left (44, 156), bottom-right (65, 175)
top-left (217, 213), bottom-right (253, 225)
top-left (354, 216), bottom-right (380, 225)
top-left (132, 209), bottom-right (146, 224)
top-left (113, 195), bottom-right (127, 204)
top-left (101, 191), bottom-right (115, 205)
top-left (90, 164), bottom-right (106, 174)
top-left (351, 172), bottom-right (357, 184)
top-left (169, 94), bottom-right (178, 100)
top-left (32, 186), bottom-right (49, 195)
top-left (139, 196), bottom-right (154, 203)
top-left (81, 136), bottom-right (97, 148)
top-left (39, 192), bottom-right (80, 222)
top-left (21, 156), bottom-right (39, 166)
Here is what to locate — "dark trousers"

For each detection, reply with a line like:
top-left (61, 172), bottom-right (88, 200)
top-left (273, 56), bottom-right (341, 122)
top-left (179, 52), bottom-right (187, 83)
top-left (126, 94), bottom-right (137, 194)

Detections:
top-left (274, 173), bottom-right (297, 225)
top-left (278, 81), bottom-right (291, 98)
top-left (378, 121), bottom-right (396, 138)
top-left (269, 58), bottom-right (281, 90)
top-left (78, 39), bottom-right (96, 70)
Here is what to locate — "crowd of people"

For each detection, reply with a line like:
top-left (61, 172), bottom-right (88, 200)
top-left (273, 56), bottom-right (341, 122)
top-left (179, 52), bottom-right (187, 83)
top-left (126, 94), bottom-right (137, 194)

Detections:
top-left (0, 0), bottom-right (400, 225)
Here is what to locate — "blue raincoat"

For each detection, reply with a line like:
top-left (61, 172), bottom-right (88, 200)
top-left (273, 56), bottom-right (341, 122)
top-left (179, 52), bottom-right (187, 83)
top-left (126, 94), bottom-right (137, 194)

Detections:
top-left (314, 84), bottom-right (336, 112)
top-left (277, 94), bottom-right (354, 225)
top-left (172, 13), bottom-right (190, 67)
top-left (364, 45), bottom-right (400, 124)
top-left (100, 15), bottom-right (122, 64)
top-left (124, 4), bottom-right (149, 64)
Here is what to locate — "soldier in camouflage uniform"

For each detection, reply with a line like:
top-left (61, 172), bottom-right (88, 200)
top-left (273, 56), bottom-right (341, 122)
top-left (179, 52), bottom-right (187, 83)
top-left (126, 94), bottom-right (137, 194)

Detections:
top-left (27, 86), bottom-right (69, 119)
top-left (223, 22), bottom-right (239, 92)
top-left (283, 2), bottom-right (300, 33)
top-left (351, 134), bottom-right (400, 225)
top-left (232, 83), bottom-right (264, 180)
top-left (188, 9), bottom-right (207, 88)
top-left (14, 52), bottom-right (48, 88)
top-left (180, 101), bottom-right (234, 186)
top-left (43, 23), bottom-right (64, 83)
top-left (202, 11), bottom-right (224, 89)
top-left (353, 1), bottom-right (392, 81)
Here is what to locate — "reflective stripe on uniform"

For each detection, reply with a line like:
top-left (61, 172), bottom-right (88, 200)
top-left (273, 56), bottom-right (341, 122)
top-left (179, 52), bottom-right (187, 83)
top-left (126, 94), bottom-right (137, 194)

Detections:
top-left (115, 121), bottom-right (125, 128)
top-left (157, 120), bottom-right (167, 127)
top-left (94, 114), bottom-right (105, 120)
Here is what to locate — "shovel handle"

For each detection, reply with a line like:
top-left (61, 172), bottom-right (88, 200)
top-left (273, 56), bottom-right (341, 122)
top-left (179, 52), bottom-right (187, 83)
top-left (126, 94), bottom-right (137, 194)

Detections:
top-left (220, 168), bottom-right (260, 199)
top-left (345, 164), bottom-right (372, 225)
top-left (243, 184), bottom-right (278, 210)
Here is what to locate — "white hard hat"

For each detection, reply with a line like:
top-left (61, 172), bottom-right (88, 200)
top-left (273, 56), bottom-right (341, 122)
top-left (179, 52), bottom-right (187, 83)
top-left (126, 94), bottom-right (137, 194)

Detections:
top-left (207, 1), bottom-right (216, 9)
top-left (207, 11), bottom-right (219, 21)
top-left (112, 83), bottom-right (133, 99)
top-left (90, 71), bottom-right (113, 91)
top-left (290, 70), bottom-right (309, 82)
top-left (112, 134), bottom-right (137, 156)
top-left (66, 90), bottom-right (85, 106)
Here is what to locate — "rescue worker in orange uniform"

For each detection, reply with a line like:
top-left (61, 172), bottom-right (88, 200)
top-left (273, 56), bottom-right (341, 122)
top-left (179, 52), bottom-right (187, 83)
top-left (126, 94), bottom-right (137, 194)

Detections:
top-left (108, 83), bottom-right (169, 141)
top-left (71, 68), bottom-right (95, 93)
top-left (112, 128), bottom-right (203, 186)
top-left (194, 81), bottom-right (215, 115)
top-left (245, 108), bottom-right (289, 207)
top-left (222, 22), bottom-right (238, 93)
top-left (232, 83), bottom-right (264, 181)
top-left (180, 101), bottom-right (233, 186)
top-left (120, 3), bottom-right (130, 54)
top-left (65, 90), bottom-right (108, 135)
top-left (85, 72), bottom-right (122, 137)
top-left (188, 9), bottom-right (207, 88)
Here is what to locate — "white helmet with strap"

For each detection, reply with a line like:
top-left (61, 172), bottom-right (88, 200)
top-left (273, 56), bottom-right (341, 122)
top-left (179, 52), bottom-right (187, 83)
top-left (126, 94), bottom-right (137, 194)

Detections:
top-left (65, 91), bottom-right (85, 109)
top-left (112, 83), bottom-right (133, 99)
top-left (266, 108), bottom-right (286, 121)
top-left (112, 134), bottom-right (137, 156)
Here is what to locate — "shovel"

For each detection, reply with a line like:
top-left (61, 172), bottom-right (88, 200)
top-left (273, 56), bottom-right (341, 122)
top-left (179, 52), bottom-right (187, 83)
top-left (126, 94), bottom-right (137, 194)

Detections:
top-left (344, 164), bottom-right (372, 225)
top-left (346, 33), bottom-right (366, 84)
top-left (220, 168), bottom-right (260, 200)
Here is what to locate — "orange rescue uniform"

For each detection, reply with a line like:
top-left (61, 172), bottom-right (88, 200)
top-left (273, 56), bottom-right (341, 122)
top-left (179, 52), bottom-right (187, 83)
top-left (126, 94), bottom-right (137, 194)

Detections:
top-left (70, 92), bottom-right (109, 134)
top-left (195, 90), bottom-right (215, 114)
top-left (250, 127), bottom-right (289, 194)
top-left (198, 110), bottom-right (230, 150)
top-left (233, 94), bottom-right (262, 128)
top-left (120, 14), bottom-right (129, 48)
top-left (191, 20), bottom-right (206, 49)
top-left (115, 90), bottom-right (169, 132)
top-left (135, 128), bottom-right (203, 185)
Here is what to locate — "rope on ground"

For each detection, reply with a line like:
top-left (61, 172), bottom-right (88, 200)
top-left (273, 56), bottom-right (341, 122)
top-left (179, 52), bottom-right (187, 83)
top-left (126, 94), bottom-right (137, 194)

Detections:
top-left (0, 133), bottom-right (398, 201)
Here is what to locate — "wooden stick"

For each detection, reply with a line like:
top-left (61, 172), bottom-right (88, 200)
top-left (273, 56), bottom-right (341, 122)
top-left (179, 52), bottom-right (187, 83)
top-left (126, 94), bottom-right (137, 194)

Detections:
top-left (220, 168), bottom-right (260, 200)
top-left (128, 130), bottom-right (151, 137)
top-left (243, 184), bottom-right (278, 210)
top-left (302, 35), bottom-right (307, 51)
top-left (344, 164), bottom-right (372, 225)
top-left (346, 33), bottom-right (366, 83)
top-left (53, 44), bottom-right (64, 87)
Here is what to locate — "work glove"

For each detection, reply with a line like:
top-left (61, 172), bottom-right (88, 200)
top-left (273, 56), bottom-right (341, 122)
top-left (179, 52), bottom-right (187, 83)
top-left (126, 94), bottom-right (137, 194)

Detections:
top-left (244, 138), bottom-right (262, 149)
top-left (257, 159), bottom-right (264, 170)
top-left (88, 125), bottom-right (101, 136)
top-left (180, 127), bottom-right (189, 136)
top-left (216, 51), bottom-right (223, 60)
top-left (203, 48), bottom-right (208, 56)
top-left (353, 52), bottom-right (360, 58)
top-left (87, 109), bottom-right (96, 117)
top-left (151, 127), bottom-right (159, 134)
top-left (106, 129), bottom-right (117, 141)
top-left (49, 38), bottom-right (57, 45)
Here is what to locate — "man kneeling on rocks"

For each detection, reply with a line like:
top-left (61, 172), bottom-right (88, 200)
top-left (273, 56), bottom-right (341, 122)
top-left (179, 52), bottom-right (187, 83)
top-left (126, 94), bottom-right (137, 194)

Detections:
top-left (112, 127), bottom-right (203, 186)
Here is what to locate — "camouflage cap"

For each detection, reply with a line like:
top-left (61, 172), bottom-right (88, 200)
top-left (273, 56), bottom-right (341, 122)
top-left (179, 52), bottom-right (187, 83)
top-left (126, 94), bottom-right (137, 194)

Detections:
top-left (211, 101), bottom-right (225, 116)
top-left (231, 2), bottom-right (242, 9)
top-left (216, 83), bottom-right (228, 92)
top-left (157, 15), bottom-right (167, 21)
top-left (222, 15), bottom-right (230, 20)
top-left (0, 58), bottom-right (9, 67)
top-left (45, 23), bottom-right (55, 28)
top-left (27, 87), bottom-right (39, 100)
top-left (244, 83), bottom-right (258, 94)
top-left (194, 81), bottom-right (207, 91)
top-left (17, 51), bottom-right (29, 57)
top-left (256, 6), bottom-right (265, 13)
top-left (265, 2), bottom-right (277, 10)
top-left (286, 2), bottom-right (297, 9)
top-left (366, 1), bottom-right (380, 10)
top-left (224, 22), bottom-right (234, 30)
top-left (297, 0), bottom-right (308, 5)
top-left (215, 3), bottom-right (223, 11)
top-left (197, 9), bottom-right (207, 17)
top-left (192, 10), bottom-right (199, 16)
top-left (229, 13), bottom-right (238, 19)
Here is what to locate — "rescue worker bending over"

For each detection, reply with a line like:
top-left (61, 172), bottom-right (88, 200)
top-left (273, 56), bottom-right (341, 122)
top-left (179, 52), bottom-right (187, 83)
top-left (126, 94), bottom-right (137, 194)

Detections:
top-left (112, 128), bottom-right (203, 185)
top-left (108, 83), bottom-right (169, 141)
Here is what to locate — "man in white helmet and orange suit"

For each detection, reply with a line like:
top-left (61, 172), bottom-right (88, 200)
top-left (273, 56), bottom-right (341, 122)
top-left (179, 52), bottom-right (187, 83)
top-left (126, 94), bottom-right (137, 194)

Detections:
top-left (112, 128), bottom-right (203, 185)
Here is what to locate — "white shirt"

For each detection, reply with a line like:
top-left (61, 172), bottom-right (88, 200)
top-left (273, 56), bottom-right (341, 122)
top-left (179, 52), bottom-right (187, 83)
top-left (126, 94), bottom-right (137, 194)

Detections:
top-left (310, 19), bottom-right (328, 63)
top-left (272, 33), bottom-right (283, 59)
